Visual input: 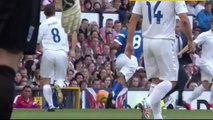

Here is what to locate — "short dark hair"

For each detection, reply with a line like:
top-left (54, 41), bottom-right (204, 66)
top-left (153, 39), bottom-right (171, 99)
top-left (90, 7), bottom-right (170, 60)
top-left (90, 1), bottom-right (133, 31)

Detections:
top-left (106, 32), bottom-right (113, 37)
top-left (75, 72), bottom-right (84, 80)
top-left (44, 4), bottom-right (55, 17)
top-left (106, 18), bottom-right (113, 22)
top-left (22, 85), bottom-right (31, 91)
top-left (205, 1), bottom-right (212, 7)
top-left (81, 18), bottom-right (89, 23)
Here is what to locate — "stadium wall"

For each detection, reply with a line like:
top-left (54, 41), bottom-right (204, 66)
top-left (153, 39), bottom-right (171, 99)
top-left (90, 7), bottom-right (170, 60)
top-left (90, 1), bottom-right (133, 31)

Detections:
top-left (40, 12), bottom-right (193, 29)
top-left (82, 89), bottom-right (211, 110)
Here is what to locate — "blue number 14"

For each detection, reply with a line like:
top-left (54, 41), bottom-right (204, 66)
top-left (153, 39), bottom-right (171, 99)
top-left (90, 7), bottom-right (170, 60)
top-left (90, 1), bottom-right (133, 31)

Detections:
top-left (146, 1), bottom-right (163, 24)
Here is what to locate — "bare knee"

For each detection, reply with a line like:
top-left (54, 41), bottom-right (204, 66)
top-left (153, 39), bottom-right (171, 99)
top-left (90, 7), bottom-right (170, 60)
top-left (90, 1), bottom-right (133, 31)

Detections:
top-left (152, 78), bottom-right (161, 84)
top-left (172, 81), bottom-right (177, 88)
top-left (202, 81), bottom-right (211, 90)
top-left (116, 72), bottom-right (127, 87)
top-left (40, 78), bottom-right (51, 86)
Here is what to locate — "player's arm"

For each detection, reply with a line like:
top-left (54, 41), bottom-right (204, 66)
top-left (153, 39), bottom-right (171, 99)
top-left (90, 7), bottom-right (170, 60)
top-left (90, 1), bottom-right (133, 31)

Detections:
top-left (176, 2), bottom-right (194, 53)
top-left (37, 23), bottom-right (46, 43)
top-left (111, 31), bottom-right (126, 50)
top-left (125, 2), bottom-right (142, 57)
top-left (178, 33), bottom-right (205, 56)
top-left (127, 14), bottom-right (141, 46)
top-left (70, 31), bottom-right (78, 57)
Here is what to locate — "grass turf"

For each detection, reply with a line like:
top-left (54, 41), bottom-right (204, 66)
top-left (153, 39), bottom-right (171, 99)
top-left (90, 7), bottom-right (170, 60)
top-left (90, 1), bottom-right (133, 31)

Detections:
top-left (12, 109), bottom-right (213, 119)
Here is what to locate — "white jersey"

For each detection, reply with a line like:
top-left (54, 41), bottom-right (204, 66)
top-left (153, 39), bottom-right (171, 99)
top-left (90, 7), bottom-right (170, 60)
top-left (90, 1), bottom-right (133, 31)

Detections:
top-left (38, 16), bottom-right (69, 53)
top-left (194, 30), bottom-right (213, 60)
top-left (132, 1), bottom-right (188, 40)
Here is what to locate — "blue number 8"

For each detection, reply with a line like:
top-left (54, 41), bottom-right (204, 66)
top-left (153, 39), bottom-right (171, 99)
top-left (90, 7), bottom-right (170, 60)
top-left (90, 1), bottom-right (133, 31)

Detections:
top-left (51, 28), bottom-right (61, 43)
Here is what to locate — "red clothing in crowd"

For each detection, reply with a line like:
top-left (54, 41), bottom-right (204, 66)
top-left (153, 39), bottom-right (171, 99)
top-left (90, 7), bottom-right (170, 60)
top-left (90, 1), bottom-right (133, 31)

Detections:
top-left (13, 95), bottom-right (40, 109)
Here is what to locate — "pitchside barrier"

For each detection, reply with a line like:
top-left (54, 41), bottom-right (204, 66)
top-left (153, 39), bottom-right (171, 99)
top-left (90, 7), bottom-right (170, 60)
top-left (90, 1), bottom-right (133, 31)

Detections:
top-left (15, 87), bottom-right (81, 109)
top-left (81, 88), bottom-right (211, 110)
top-left (15, 87), bottom-right (211, 110)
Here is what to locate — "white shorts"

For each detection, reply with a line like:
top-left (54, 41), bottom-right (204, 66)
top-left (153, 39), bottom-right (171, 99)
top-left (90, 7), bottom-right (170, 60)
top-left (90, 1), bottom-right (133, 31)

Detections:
top-left (116, 54), bottom-right (138, 81)
top-left (40, 50), bottom-right (68, 84)
top-left (143, 38), bottom-right (179, 81)
top-left (194, 55), bottom-right (213, 82)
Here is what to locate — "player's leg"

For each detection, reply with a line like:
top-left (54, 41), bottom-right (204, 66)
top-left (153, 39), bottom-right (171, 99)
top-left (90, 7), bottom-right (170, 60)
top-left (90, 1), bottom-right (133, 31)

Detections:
top-left (54, 51), bottom-right (68, 104)
top-left (176, 64), bottom-right (189, 106)
top-left (109, 55), bottom-right (138, 108)
top-left (40, 51), bottom-right (55, 111)
top-left (163, 63), bottom-right (189, 106)
top-left (209, 84), bottom-right (213, 108)
top-left (140, 38), bottom-right (160, 119)
top-left (185, 70), bottom-right (211, 110)
top-left (0, 0), bottom-right (40, 118)
top-left (0, 49), bottom-right (22, 119)
top-left (145, 39), bottom-right (178, 119)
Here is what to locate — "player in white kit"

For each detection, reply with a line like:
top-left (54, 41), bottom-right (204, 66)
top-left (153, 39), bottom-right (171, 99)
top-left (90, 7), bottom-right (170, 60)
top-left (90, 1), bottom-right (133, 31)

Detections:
top-left (184, 18), bottom-right (213, 110)
top-left (38, 4), bottom-right (69, 111)
top-left (125, 1), bottom-right (194, 119)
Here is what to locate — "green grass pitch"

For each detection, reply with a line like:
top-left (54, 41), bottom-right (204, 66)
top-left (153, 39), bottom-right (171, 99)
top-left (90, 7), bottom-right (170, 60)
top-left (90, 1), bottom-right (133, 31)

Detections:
top-left (12, 109), bottom-right (213, 119)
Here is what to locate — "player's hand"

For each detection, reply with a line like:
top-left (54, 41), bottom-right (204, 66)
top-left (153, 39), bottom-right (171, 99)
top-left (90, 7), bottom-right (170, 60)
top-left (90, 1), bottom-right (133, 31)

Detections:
top-left (187, 41), bottom-right (195, 54)
top-left (69, 50), bottom-right (75, 58)
top-left (177, 52), bottom-right (182, 58)
top-left (125, 43), bottom-right (134, 59)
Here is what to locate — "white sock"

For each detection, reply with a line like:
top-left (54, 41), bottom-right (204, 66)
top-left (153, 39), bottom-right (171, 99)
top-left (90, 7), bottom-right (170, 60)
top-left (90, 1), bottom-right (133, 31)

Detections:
top-left (147, 81), bottom-right (172, 107)
top-left (186, 85), bottom-right (205, 103)
top-left (148, 83), bottom-right (156, 96)
top-left (43, 84), bottom-right (54, 108)
top-left (210, 85), bottom-right (213, 104)
top-left (152, 101), bottom-right (163, 119)
top-left (146, 81), bottom-right (172, 119)
top-left (55, 79), bottom-right (65, 88)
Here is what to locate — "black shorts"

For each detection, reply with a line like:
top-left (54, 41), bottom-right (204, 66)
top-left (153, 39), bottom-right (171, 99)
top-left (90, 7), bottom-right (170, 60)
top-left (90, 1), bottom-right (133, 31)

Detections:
top-left (0, 0), bottom-right (40, 55)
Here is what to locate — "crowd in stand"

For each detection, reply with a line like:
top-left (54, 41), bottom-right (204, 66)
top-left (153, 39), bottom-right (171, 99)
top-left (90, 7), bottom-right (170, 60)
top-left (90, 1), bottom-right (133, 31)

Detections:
top-left (15, 0), bottom-right (213, 91)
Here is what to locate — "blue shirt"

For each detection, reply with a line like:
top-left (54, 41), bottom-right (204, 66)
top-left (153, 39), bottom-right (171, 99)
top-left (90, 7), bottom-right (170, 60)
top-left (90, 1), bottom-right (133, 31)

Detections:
top-left (114, 29), bottom-right (143, 60)
top-left (196, 10), bottom-right (213, 32)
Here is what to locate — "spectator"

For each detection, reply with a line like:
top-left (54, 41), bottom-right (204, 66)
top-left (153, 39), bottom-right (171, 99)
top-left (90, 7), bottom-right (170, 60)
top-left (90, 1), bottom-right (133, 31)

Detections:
top-left (101, 0), bottom-right (112, 11)
top-left (99, 69), bottom-right (107, 80)
top-left (75, 72), bottom-right (84, 84)
top-left (95, 54), bottom-right (104, 70)
top-left (196, 2), bottom-right (213, 31)
top-left (84, 0), bottom-right (93, 11)
top-left (186, 1), bottom-right (197, 16)
top-left (15, 72), bottom-right (22, 86)
top-left (100, 18), bottom-right (117, 38)
top-left (104, 32), bottom-right (114, 45)
top-left (114, 20), bottom-right (122, 34)
top-left (81, 67), bottom-right (90, 82)
top-left (119, 0), bottom-right (131, 12)
top-left (79, 80), bottom-right (88, 90)
top-left (74, 58), bottom-right (84, 73)
top-left (195, 1), bottom-right (206, 15)
top-left (92, 79), bottom-right (101, 89)
top-left (69, 79), bottom-right (78, 87)
top-left (79, 19), bottom-right (89, 39)
top-left (84, 55), bottom-right (93, 66)
top-left (65, 69), bottom-right (75, 86)
top-left (93, 2), bottom-right (102, 11)
top-left (13, 85), bottom-right (40, 109)
top-left (20, 67), bottom-right (28, 78)
top-left (129, 76), bottom-right (141, 88)
top-left (88, 62), bottom-right (96, 75)
top-left (104, 76), bottom-right (113, 88)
